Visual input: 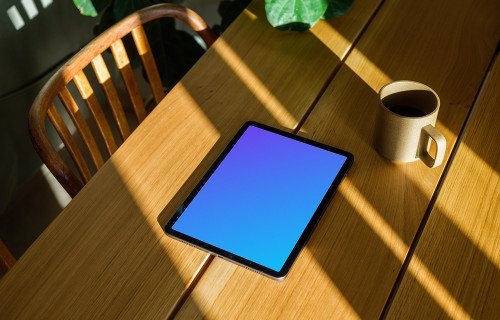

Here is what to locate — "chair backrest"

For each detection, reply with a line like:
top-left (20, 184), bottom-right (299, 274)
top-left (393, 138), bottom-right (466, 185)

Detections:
top-left (0, 239), bottom-right (16, 274)
top-left (29, 4), bottom-right (216, 198)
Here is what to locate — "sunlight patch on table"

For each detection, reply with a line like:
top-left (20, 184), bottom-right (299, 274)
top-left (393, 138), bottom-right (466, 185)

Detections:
top-left (393, 118), bottom-right (499, 269)
top-left (406, 255), bottom-right (472, 320)
top-left (434, 120), bottom-right (454, 138)
top-left (112, 85), bottom-right (218, 214)
top-left (309, 21), bottom-right (352, 60)
top-left (300, 247), bottom-right (362, 319)
top-left (437, 142), bottom-right (500, 269)
top-left (339, 178), bottom-right (407, 261)
top-left (213, 38), bottom-right (297, 128)
top-left (110, 84), bottom-right (220, 278)
top-left (344, 49), bottom-right (392, 92)
top-left (392, 120), bottom-right (455, 193)
top-left (340, 178), bottom-right (472, 320)
top-left (308, 14), bottom-right (392, 91)
top-left (187, 249), bottom-right (361, 320)
top-left (188, 258), bottom-right (237, 319)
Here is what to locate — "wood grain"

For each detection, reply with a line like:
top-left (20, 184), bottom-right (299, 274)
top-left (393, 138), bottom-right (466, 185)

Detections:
top-left (0, 0), bottom-right (376, 318)
top-left (385, 52), bottom-right (500, 320)
top-left (175, 0), bottom-right (500, 319)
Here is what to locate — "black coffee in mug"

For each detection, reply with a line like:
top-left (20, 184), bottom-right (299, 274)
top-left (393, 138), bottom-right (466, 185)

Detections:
top-left (388, 105), bottom-right (426, 117)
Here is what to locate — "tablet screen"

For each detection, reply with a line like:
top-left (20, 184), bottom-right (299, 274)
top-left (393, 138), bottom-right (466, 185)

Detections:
top-left (165, 122), bottom-right (353, 280)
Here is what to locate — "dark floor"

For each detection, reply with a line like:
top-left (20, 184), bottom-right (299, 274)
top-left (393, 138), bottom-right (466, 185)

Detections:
top-left (0, 165), bottom-right (70, 278)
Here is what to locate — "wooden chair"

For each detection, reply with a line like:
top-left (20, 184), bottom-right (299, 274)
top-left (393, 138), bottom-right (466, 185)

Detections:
top-left (29, 4), bottom-right (216, 198)
top-left (0, 239), bottom-right (16, 274)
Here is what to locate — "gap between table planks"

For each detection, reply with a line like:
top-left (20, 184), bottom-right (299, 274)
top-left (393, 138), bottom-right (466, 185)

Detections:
top-left (385, 48), bottom-right (500, 320)
top-left (174, 0), bottom-right (500, 319)
top-left (0, 0), bottom-right (381, 318)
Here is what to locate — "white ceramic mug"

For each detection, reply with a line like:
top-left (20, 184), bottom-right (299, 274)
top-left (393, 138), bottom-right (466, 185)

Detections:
top-left (374, 81), bottom-right (446, 168)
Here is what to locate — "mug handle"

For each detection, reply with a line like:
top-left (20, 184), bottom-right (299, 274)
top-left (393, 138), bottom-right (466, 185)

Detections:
top-left (419, 124), bottom-right (446, 168)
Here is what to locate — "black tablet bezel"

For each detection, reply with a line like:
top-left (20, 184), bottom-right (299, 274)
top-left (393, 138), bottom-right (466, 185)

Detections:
top-left (164, 121), bottom-right (353, 280)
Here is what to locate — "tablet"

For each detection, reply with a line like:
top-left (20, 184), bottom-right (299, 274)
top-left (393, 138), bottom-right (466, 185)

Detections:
top-left (164, 121), bottom-right (353, 280)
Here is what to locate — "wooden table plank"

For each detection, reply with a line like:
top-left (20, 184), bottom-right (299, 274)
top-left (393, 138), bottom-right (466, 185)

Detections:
top-left (0, 0), bottom-right (380, 318)
top-left (175, 0), bottom-right (500, 319)
top-left (385, 53), bottom-right (500, 320)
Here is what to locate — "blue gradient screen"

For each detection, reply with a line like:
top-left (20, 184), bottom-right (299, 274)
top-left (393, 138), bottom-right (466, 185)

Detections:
top-left (172, 125), bottom-right (347, 271)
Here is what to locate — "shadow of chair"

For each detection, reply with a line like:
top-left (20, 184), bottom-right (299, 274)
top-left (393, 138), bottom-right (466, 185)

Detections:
top-left (28, 3), bottom-right (216, 198)
top-left (0, 239), bottom-right (15, 274)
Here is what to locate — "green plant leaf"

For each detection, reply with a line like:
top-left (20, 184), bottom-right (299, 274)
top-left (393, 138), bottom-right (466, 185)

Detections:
top-left (265, 0), bottom-right (329, 31)
top-left (73, 0), bottom-right (98, 17)
top-left (322, 0), bottom-right (354, 19)
top-left (72, 0), bottom-right (113, 17)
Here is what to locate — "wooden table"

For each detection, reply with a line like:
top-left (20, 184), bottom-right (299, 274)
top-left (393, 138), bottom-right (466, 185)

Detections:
top-left (0, 0), bottom-right (499, 319)
top-left (386, 49), bottom-right (500, 320)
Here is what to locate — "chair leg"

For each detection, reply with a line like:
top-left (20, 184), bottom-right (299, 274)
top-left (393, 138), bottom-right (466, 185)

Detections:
top-left (0, 239), bottom-right (16, 274)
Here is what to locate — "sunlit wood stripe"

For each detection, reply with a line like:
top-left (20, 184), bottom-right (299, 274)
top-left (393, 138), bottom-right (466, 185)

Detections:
top-left (386, 49), bottom-right (500, 320)
top-left (111, 39), bottom-right (147, 123)
top-left (92, 54), bottom-right (131, 141)
top-left (73, 70), bottom-right (118, 156)
top-left (0, 0), bottom-right (384, 318)
top-left (131, 25), bottom-right (165, 104)
top-left (175, 0), bottom-right (500, 319)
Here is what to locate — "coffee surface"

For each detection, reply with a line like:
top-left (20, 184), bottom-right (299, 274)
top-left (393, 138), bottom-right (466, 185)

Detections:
top-left (388, 105), bottom-right (427, 117)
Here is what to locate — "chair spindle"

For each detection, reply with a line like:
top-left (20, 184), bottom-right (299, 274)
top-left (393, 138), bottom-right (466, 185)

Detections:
top-left (73, 70), bottom-right (118, 156)
top-left (110, 39), bottom-right (147, 123)
top-left (47, 104), bottom-right (92, 182)
top-left (131, 25), bottom-right (165, 104)
top-left (91, 54), bottom-right (131, 141)
top-left (58, 87), bottom-right (104, 171)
